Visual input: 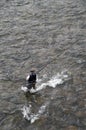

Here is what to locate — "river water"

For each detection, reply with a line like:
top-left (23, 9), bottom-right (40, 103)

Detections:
top-left (0, 0), bottom-right (86, 130)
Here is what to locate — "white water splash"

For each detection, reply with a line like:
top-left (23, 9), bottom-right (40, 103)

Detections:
top-left (21, 105), bottom-right (31, 121)
top-left (21, 86), bottom-right (28, 92)
top-left (21, 103), bottom-right (47, 123)
top-left (47, 74), bottom-right (63, 88)
top-left (21, 70), bottom-right (71, 123)
top-left (21, 70), bottom-right (71, 93)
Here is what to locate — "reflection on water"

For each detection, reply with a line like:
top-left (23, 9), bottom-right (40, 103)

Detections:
top-left (0, 0), bottom-right (86, 130)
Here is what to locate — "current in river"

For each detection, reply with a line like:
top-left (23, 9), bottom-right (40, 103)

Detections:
top-left (0, 0), bottom-right (86, 130)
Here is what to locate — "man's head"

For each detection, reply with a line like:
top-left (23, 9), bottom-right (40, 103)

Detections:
top-left (30, 68), bottom-right (36, 73)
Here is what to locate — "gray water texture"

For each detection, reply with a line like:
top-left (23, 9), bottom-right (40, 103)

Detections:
top-left (0, 0), bottom-right (86, 130)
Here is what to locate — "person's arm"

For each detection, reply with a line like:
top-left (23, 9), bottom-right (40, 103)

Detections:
top-left (26, 75), bottom-right (30, 81)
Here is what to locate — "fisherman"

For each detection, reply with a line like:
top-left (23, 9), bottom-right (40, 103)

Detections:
top-left (26, 69), bottom-right (36, 90)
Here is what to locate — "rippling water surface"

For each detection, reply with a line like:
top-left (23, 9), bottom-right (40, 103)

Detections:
top-left (0, 0), bottom-right (86, 130)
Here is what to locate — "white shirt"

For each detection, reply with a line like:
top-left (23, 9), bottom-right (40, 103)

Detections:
top-left (26, 75), bottom-right (30, 81)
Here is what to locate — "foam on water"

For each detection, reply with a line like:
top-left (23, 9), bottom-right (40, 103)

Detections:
top-left (21, 105), bottom-right (31, 121)
top-left (21, 103), bottom-right (47, 123)
top-left (21, 70), bottom-right (71, 123)
top-left (21, 70), bottom-right (70, 93)
top-left (21, 86), bottom-right (28, 92)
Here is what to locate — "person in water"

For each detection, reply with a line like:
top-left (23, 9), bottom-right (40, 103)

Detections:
top-left (26, 69), bottom-right (36, 90)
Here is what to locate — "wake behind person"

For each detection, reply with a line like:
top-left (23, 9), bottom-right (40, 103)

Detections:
top-left (26, 69), bottom-right (37, 90)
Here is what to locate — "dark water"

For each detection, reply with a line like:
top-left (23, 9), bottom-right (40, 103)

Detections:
top-left (0, 0), bottom-right (86, 130)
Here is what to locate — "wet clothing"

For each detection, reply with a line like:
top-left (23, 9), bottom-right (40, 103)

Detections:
top-left (27, 72), bottom-right (36, 89)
